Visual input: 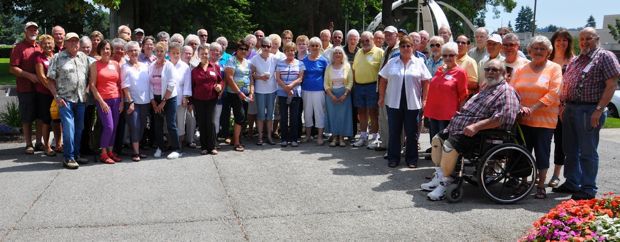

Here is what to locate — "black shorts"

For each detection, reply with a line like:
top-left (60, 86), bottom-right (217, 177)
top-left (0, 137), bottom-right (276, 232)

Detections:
top-left (35, 93), bottom-right (53, 125)
top-left (17, 92), bottom-right (36, 123)
top-left (441, 132), bottom-right (477, 154)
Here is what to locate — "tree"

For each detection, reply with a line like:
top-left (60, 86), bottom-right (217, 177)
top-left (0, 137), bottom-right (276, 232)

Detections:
top-left (546, 24), bottom-right (558, 33)
top-left (514, 6), bottom-right (534, 33)
top-left (586, 15), bottom-right (596, 28)
top-left (608, 18), bottom-right (620, 44)
top-left (507, 21), bottom-right (513, 31)
top-left (0, 14), bottom-right (23, 44)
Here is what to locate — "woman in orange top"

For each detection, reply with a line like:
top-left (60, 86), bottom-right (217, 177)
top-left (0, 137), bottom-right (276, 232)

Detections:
top-left (89, 40), bottom-right (123, 164)
top-left (510, 36), bottom-right (562, 199)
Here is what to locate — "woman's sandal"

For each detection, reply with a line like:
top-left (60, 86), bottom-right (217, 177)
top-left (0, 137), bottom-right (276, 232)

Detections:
top-left (45, 149), bottom-right (57, 157)
top-left (535, 187), bottom-right (547, 199)
top-left (131, 154), bottom-right (141, 162)
top-left (234, 145), bottom-right (245, 152)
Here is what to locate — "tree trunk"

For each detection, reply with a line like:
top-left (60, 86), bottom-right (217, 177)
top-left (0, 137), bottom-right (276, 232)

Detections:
top-left (382, 0), bottom-right (394, 26)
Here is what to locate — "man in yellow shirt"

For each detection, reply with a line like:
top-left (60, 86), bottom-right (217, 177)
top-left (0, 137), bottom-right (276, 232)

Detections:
top-left (352, 31), bottom-right (384, 147)
top-left (455, 35), bottom-right (479, 94)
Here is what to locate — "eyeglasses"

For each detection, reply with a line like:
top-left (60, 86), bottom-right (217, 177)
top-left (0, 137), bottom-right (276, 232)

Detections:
top-left (455, 41), bottom-right (468, 45)
top-left (238, 48), bottom-right (248, 51)
top-left (262, 45), bottom-right (271, 48)
top-left (530, 47), bottom-right (548, 52)
top-left (310, 44), bottom-right (320, 47)
top-left (361, 39), bottom-right (371, 43)
top-left (430, 44), bottom-right (441, 48)
top-left (199, 34), bottom-right (208, 38)
top-left (503, 43), bottom-right (518, 48)
top-left (441, 54), bottom-right (456, 58)
top-left (400, 44), bottom-right (413, 48)
top-left (483, 67), bottom-right (500, 73)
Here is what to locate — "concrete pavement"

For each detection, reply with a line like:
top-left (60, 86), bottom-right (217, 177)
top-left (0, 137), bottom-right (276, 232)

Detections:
top-left (0, 129), bottom-right (618, 241)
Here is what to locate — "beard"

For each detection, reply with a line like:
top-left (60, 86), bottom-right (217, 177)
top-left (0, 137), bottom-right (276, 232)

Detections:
top-left (485, 76), bottom-right (504, 87)
top-left (29, 35), bottom-right (37, 41)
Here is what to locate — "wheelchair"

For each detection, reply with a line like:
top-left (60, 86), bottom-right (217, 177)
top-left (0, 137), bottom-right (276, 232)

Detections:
top-left (442, 127), bottom-right (537, 204)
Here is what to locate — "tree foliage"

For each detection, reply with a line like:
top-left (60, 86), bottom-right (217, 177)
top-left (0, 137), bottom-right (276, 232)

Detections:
top-left (514, 6), bottom-right (534, 33)
top-left (586, 15), bottom-right (596, 28)
top-left (608, 18), bottom-right (620, 44)
top-left (0, 14), bottom-right (23, 44)
top-left (545, 24), bottom-right (558, 33)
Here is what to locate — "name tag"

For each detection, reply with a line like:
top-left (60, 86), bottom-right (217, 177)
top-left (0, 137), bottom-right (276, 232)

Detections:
top-left (538, 76), bottom-right (549, 84)
top-left (108, 64), bottom-right (116, 71)
top-left (366, 55), bottom-right (374, 63)
top-left (43, 60), bottom-right (49, 66)
top-left (583, 62), bottom-right (593, 73)
top-left (445, 74), bottom-right (453, 81)
top-left (209, 71), bottom-right (216, 76)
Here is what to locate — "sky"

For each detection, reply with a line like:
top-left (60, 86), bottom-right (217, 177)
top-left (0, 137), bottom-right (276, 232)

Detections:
top-left (483, 0), bottom-right (620, 31)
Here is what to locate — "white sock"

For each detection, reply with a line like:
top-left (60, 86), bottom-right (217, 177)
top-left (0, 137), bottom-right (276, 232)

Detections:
top-left (360, 132), bottom-right (368, 140)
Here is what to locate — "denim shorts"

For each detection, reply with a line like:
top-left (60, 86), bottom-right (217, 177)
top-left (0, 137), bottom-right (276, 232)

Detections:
top-left (353, 82), bottom-right (378, 108)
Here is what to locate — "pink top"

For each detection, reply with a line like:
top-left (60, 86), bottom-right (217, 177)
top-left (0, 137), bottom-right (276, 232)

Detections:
top-left (425, 66), bottom-right (468, 120)
top-left (95, 61), bottom-right (121, 99)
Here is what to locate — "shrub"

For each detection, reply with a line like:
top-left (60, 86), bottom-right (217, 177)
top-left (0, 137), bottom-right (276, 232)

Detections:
top-left (0, 100), bottom-right (21, 128)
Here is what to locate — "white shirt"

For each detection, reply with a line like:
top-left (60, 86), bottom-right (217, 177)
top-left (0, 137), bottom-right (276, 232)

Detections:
top-left (171, 60), bottom-right (192, 105)
top-left (250, 53), bottom-right (278, 94)
top-left (378, 57), bottom-right (432, 110)
top-left (148, 60), bottom-right (177, 100)
top-left (121, 62), bottom-right (151, 104)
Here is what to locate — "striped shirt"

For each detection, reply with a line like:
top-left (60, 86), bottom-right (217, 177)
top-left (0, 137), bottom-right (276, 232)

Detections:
top-left (275, 59), bottom-right (305, 97)
top-left (561, 47), bottom-right (620, 103)
top-left (510, 62), bottom-right (562, 129)
top-left (447, 81), bottom-right (520, 136)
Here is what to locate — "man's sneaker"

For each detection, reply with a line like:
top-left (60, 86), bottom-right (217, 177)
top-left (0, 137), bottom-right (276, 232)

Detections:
top-left (290, 141), bottom-right (299, 147)
top-left (167, 151), bottom-right (180, 159)
top-left (63, 159), bottom-right (79, 169)
top-left (367, 139), bottom-right (380, 150)
top-left (280, 141), bottom-right (288, 147)
top-left (154, 148), bottom-right (162, 158)
top-left (352, 138), bottom-right (367, 147)
top-left (421, 169), bottom-right (443, 191)
top-left (76, 156), bottom-right (90, 164)
top-left (428, 177), bottom-right (452, 201)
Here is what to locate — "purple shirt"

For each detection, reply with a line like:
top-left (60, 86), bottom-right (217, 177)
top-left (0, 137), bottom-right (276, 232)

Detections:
top-left (561, 47), bottom-right (620, 103)
top-left (447, 81), bottom-right (520, 136)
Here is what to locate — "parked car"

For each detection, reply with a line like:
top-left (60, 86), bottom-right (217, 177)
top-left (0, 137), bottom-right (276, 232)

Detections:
top-left (608, 89), bottom-right (620, 118)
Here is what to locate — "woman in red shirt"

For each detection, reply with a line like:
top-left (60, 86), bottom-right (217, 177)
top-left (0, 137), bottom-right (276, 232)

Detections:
top-left (34, 34), bottom-right (56, 156)
top-left (421, 42), bottom-right (468, 191)
top-left (89, 40), bottom-right (123, 164)
top-left (192, 44), bottom-right (223, 155)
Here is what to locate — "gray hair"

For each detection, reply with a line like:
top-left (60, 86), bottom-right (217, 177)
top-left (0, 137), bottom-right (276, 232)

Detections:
top-left (124, 41), bottom-right (140, 51)
top-left (347, 29), bottom-right (360, 40)
top-left (429, 36), bottom-right (444, 45)
top-left (117, 25), bottom-right (130, 34)
top-left (157, 31), bottom-right (170, 41)
top-left (308, 37), bottom-right (322, 47)
top-left (216, 36), bottom-right (228, 50)
top-left (170, 33), bottom-right (184, 45)
top-left (79, 36), bottom-right (92, 47)
top-left (475, 27), bottom-right (489, 36)
top-left (360, 31), bottom-right (374, 40)
top-left (484, 59), bottom-right (506, 74)
top-left (503, 33), bottom-right (520, 44)
top-left (185, 34), bottom-right (200, 45)
top-left (244, 34), bottom-right (257, 44)
top-left (330, 46), bottom-right (348, 65)
top-left (268, 34), bottom-right (281, 47)
top-left (320, 29), bottom-right (331, 37)
top-left (168, 42), bottom-right (182, 52)
top-left (441, 42), bottom-right (458, 54)
top-left (111, 38), bottom-right (127, 49)
top-left (333, 30), bottom-right (343, 37)
top-left (260, 36), bottom-right (272, 48)
top-left (183, 45), bottom-right (194, 53)
top-left (527, 35), bottom-right (553, 52)
top-left (209, 42), bottom-right (222, 52)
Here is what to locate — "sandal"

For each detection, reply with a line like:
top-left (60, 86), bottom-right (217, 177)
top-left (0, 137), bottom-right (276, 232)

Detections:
top-left (24, 146), bottom-right (35, 155)
top-left (201, 150), bottom-right (209, 155)
top-left (535, 187), bottom-right (547, 199)
top-left (54, 145), bottom-right (64, 153)
top-left (45, 150), bottom-right (57, 157)
top-left (408, 164), bottom-right (417, 169)
top-left (210, 149), bottom-right (218, 155)
top-left (548, 177), bottom-right (561, 188)
top-left (131, 154), bottom-right (141, 162)
top-left (256, 139), bottom-right (264, 146)
top-left (234, 145), bottom-right (245, 152)
top-left (99, 153), bottom-right (115, 164)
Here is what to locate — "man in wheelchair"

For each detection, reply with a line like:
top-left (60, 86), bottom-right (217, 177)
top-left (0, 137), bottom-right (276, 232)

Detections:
top-left (424, 59), bottom-right (521, 201)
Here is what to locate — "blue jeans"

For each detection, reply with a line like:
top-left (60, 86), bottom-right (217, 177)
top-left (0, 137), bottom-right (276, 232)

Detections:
top-left (387, 106), bottom-right (419, 165)
top-left (59, 100), bottom-right (86, 160)
top-left (153, 95), bottom-right (180, 151)
top-left (255, 92), bottom-right (276, 121)
top-left (562, 103), bottom-right (607, 196)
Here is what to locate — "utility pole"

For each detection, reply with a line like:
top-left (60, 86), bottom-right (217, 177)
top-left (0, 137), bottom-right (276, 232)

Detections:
top-left (382, 0), bottom-right (394, 27)
top-left (532, 0), bottom-right (537, 36)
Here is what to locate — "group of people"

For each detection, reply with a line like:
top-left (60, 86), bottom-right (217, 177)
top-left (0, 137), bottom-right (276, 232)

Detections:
top-left (9, 21), bottom-right (619, 201)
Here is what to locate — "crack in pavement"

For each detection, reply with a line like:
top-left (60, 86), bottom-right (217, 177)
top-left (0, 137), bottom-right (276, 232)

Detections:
top-left (211, 155), bottom-right (250, 241)
top-left (2, 171), bottom-right (61, 241)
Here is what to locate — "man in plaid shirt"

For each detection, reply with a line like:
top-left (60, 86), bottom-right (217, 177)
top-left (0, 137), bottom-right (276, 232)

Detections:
top-left (425, 59), bottom-right (520, 201)
top-left (553, 27), bottom-right (620, 200)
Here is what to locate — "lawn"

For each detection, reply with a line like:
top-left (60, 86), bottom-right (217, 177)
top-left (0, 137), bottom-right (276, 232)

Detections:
top-left (604, 117), bottom-right (620, 129)
top-left (0, 58), bottom-right (16, 86)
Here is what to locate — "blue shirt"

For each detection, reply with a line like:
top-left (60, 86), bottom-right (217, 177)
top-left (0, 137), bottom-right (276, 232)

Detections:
top-left (224, 57), bottom-right (251, 94)
top-left (301, 55), bottom-right (329, 91)
top-left (276, 59), bottom-right (305, 97)
top-left (425, 56), bottom-right (444, 76)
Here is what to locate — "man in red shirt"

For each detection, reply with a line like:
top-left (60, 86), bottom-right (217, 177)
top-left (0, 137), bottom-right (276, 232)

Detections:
top-left (9, 21), bottom-right (42, 154)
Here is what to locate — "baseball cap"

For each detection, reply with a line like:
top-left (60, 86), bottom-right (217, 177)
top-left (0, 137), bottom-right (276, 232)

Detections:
top-left (384, 26), bottom-right (397, 33)
top-left (487, 34), bottom-right (502, 44)
top-left (65, 32), bottom-right (80, 41)
top-left (24, 22), bottom-right (38, 30)
top-left (134, 28), bottom-right (145, 34)
top-left (398, 28), bottom-right (408, 35)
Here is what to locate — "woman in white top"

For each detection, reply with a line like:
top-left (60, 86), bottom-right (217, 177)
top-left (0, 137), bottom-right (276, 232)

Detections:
top-left (378, 36), bottom-right (432, 168)
top-left (121, 41), bottom-right (151, 161)
top-left (324, 47), bottom-right (353, 147)
top-left (250, 37), bottom-right (278, 145)
top-left (168, 43), bottom-right (194, 149)
top-left (148, 41), bottom-right (180, 159)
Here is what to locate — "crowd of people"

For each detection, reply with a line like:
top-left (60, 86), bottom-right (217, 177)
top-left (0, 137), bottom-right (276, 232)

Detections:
top-left (9, 21), bottom-right (619, 201)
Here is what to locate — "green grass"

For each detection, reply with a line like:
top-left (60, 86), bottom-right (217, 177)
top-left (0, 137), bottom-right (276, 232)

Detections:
top-left (0, 58), bottom-right (15, 85)
top-left (604, 117), bottom-right (620, 129)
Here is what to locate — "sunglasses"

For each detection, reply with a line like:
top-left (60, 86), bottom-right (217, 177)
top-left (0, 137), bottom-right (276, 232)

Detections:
top-left (430, 44), bottom-right (441, 48)
top-left (238, 48), bottom-right (248, 51)
top-left (310, 45), bottom-right (320, 47)
top-left (483, 67), bottom-right (500, 73)
top-left (262, 45), bottom-right (271, 48)
top-left (455, 41), bottom-right (469, 45)
top-left (442, 54), bottom-right (456, 58)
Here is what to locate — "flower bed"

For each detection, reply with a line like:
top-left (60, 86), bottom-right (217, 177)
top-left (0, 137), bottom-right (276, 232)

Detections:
top-left (521, 193), bottom-right (620, 241)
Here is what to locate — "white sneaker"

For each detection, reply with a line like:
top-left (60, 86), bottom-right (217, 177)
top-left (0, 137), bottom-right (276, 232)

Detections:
top-left (352, 138), bottom-right (367, 147)
top-left (421, 168), bottom-right (443, 191)
top-left (154, 148), bottom-right (162, 158)
top-left (366, 139), bottom-right (379, 150)
top-left (427, 177), bottom-right (453, 201)
top-left (167, 151), bottom-right (180, 159)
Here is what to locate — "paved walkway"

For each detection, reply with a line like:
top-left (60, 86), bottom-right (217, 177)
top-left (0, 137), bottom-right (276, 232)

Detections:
top-left (1, 130), bottom-right (619, 241)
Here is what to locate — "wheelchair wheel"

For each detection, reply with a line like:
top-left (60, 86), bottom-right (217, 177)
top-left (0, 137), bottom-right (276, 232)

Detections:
top-left (446, 183), bottom-right (463, 203)
top-left (478, 144), bottom-right (537, 204)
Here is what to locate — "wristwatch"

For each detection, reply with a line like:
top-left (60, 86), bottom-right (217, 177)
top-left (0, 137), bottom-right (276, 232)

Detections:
top-left (595, 105), bottom-right (603, 111)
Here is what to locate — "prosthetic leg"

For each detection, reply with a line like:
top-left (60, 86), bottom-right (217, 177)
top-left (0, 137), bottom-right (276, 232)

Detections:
top-left (421, 135), bottom-right (445, 191)
top-left (428, 139), bottom-right (459, 201)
